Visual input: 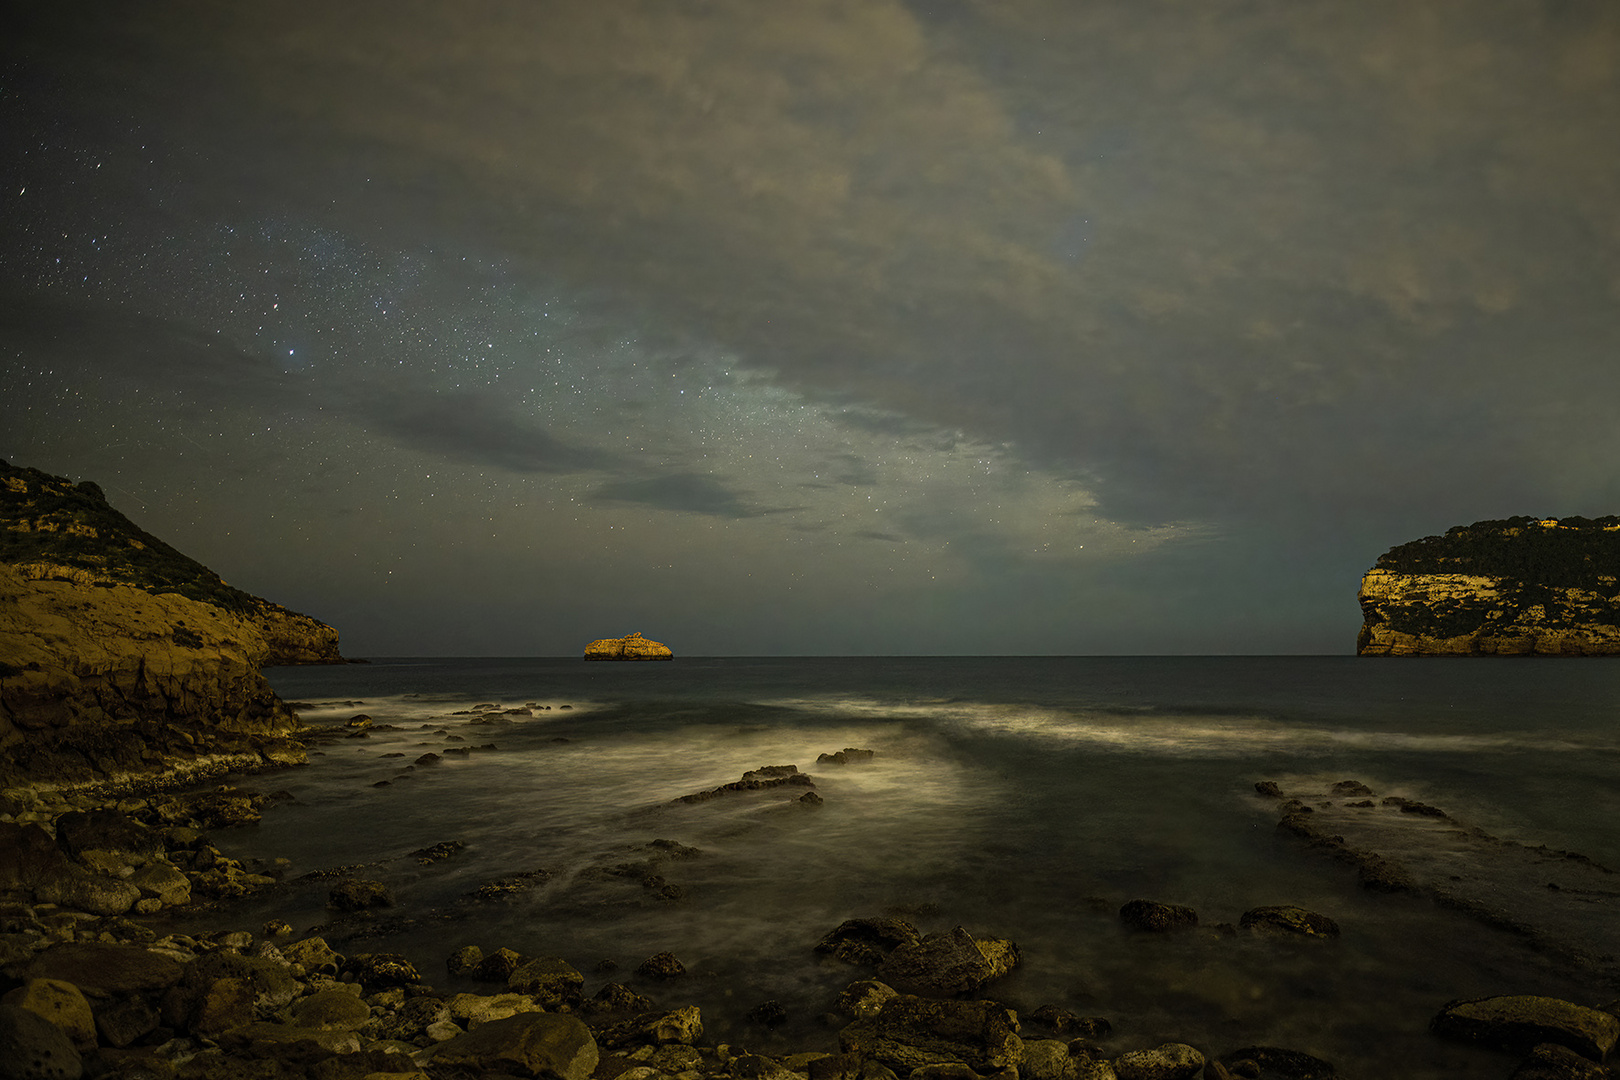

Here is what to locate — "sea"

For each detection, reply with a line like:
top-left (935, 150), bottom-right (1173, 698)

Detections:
top-left (191, 656), bottom-right (1620, 1077)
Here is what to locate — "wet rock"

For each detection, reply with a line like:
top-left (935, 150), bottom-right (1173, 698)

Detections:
top-left (447, 944), bottom-right (484, 977)
top-left (1330, 780), bottom-right (1374, 797)
top-left (875, 926), bottom-right (1021, 995)
top-left (53, 808), bottom-right (162, 871)
top-left (0, 823), bottom-right (79, 897)
top-left (838, 994), bottom-right (1023, 1074)
top-left (347, 714), bottom-right (373, 728)
top-left (24, 942), bottom-right (185, 998)
top-left (92, 996), bottom-right (160, 1049)
top-left (285, 987), bottom-right (371, 1030)
top-left (409, 840), bottom-right (465, 864)
top-left (0, 980), bottom-right (95, 1051)
top-left (1238, 907), bottom-right (1340, 939)
top-left (1027, 1006), bottom-right (1111, 1039)
top-left (129, 861), bottom-right (191, 907)
top-left (1431, 995), bottom-right (1620, 1060)
top-left (834, 979), bottom-right (899, 1019)
top-left (279, 935), bottom-right (343, 976)
top-left (177, 950), bottom-right (303, 1015)
top-left (508, 956), bottom-right (585, 1008)
top-left (644, 1005), bottom-right (703, 1044)
top-left (1381, 795), bottom-right (1446, 817)
top-left (188, 975), bottom-right (256, 1037)
top-left (817, 749), bottom-right (875, 765)
top-left (344, 952), bottom-right (421, 989)
top-left (1212, 1046), bottom-right (1341, 1079)
top-left (446, 991), bottom-right (542, 1029)
top-left (1511, 1042), bottom-right (1618, 1079)
top-left (35, 870), bottom-right (140, 917)
top-left (1111, 1042), bottom-right (1203, 1080)
top-left (1254, 782), bottom-right (1283, 798)
top-left (800, 791), bottom-right (825, 806)
top-left (477, 946), bottom-right (528, 982)
top-left (1119, 900), bottom-right (1199, 933)
top-left (0, 1002), bottom-right (82, 1080)
top-left (636, 952), bottom-right (686, 979)
top-left (328, 878), bottom-right (395, 911)
top-left (1022, 1038), bottom-right (1080, 1080)
top-left (428, 1011), bottom-right (599, 1080)
top-left (584, 982), bottom-right (657, 1015)
top-left (817, 918), bottom-right (924, 967)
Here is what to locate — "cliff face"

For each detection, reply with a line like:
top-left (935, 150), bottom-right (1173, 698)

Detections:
top-left (583, 632), bottom-right (674, 660)
top-left (1357, 517), bottom-right (1620, 656)
top-left (0, 459), bottom-right (343, 789)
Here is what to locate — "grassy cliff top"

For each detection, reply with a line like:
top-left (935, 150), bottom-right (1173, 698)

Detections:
top-left (1, 458), bottom-right (283, 616)
top-left (1374, 516), bottom-right (1620, 589)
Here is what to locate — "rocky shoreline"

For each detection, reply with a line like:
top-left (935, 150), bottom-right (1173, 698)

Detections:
top-left (5, 743), bottom-right (1620, 1080)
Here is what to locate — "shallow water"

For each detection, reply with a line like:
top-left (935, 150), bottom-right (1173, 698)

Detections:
top-left (189, 656), bottom-right (1620, 1075)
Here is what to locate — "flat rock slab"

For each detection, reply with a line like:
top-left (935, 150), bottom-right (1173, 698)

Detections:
top-left (1269, 780), bottom-right (1620, 974)
top-left (1432, 995), bottom-right (1620, 1060)
top-left (24, 943), bottom-right (184, 998)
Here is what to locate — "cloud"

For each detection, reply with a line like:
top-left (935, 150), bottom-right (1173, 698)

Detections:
top-left (591, 472), bottom-right (772, 519)
top-left (355, 389), bottom-right (615, 475)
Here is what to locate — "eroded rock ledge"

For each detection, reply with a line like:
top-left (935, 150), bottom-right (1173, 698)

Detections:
top-left (1357, 516), bottom-right (1620, 655)
top-left (582, 632), bottom-right (673, 661)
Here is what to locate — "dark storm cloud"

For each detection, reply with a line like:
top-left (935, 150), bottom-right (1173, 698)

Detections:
top-left (355, 389), bottom-right (616, 475)
top-left (591, 473), bottom-right (773, 519)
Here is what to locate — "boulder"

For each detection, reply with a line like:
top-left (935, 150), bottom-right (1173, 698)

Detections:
top-left (24, 942), bottom-right (184, 998)
top-left (0, 980), bottom-right (95, 1051)
top-left (1432, 996), bottom-right (1620, 1060)
top-left (507, 956), bottom-right (585, 1008)
top-left (1238, 907), bottom-right (1340, 939)
top-left (129, 861), bottom-right (191, 907)
top-left (644, 1005), bottom-right (704, 1045)
top-left (635, 952), bottom-right (686, 979)
top-left (446, 992), bottom-right (542, 1028)
top-left (582, 632), bottom-right (673, 660)
top-left (875, 926), bottom-right (1020, 995)
top-left (477, 947), bottom-right (528, 982)
top-left (92, 997), bottom-right (160, 1049)
top-left (344, 953), bottom-right (421, 989)
top-left (53, 809), bottom-right (162, 869)
top-left (1118, 900), bottom-right (1199, 933)
top-left (0, 1003), bottom-right (82, 1080)
top-left (429, 1011), bottom-right (599, 1080)
top-left (279, 936), bottom-right (343, 976)
top-left (447, 944), bottom-right (483, 977)
top-left (817, 918), bottom-right (922, 966)
top-left (188, 975), bottom-right (255, 1038)
top-left (838, 994), bottom-right (1023, 1074)
top-left (1112, 1043), bottom-right (1204, 1080)
top-left (834, 979), bottom-right (899, 1019)
top-left (286, 987), bottom-right (372, 1030)
top-left (33, 870), bottom-right (140, 917)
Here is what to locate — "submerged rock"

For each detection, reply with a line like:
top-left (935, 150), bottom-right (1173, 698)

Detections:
top-left (1119, 900), bottom-right (1199, 933)
top-left (816, 918), bottom-right (922, 967)
top-left (875, 926), bottom-right (1020, 996)
top-left (1238, 906), bottom-right (1340, 939)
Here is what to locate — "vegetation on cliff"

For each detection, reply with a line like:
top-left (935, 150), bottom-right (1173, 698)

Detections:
top-left (1359, 517), bottom-right (1620, 655)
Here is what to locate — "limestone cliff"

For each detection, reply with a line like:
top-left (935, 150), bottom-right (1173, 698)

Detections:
top-left (1357, 516), bottom-right (1620, 656)
top-left (0, 459), bottom-right (344, 789)
top-left (582, 631), bottom-right (673, 660)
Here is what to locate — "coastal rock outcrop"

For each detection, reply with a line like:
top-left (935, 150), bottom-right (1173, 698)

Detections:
top-left (583, 632), bottom-right (673, 660)
top-left (1357, 516), bottom-right (1620, 655)
top-left (0, 459), bottom-right (344, 789)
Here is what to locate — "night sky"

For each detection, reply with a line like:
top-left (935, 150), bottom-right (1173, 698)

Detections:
top-left (4, 2), bottom-right (1618, 656)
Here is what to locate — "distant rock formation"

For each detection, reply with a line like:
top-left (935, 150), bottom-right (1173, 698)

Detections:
top-left (0, 459), bottom-right (345, 789)
top-left (1358, 516), bottom-right (1620, 655)
top-left (582, 632), bottom-right (673, 661)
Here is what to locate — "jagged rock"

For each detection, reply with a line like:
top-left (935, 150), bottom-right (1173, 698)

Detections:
top-left (1238, 907), bottom-right (1340, 938)
top-left (583, 632), bottom-right (673, 661)
top-left (834, 980), bottom-right (899, 1019)
top-left (0, 1002), bottom-right (82, 1080)
top-left (644, 1005), bottom-right (703, 1044)
top-left (816, 918), bottom-right (922, 966)
top-left (838, 994), bottom-right (1023, 1073)
top-left (447, 944), bottom-right (483, 977)
top-left (1431, 995), bottom-right (1620, 1060)
top-left (1357, 517), bottom-right (1620, 656)
top-left (1512, 1042), bottom-right (1619, 1079)
top-left (1026, 1006), bottom-right (1111, 1039)
top-left (875, 926), bottom-right (1020, 995)
top-left (1213, 1046), bottom-right (1341, 1079)
top-left (0, 980), bottom-right (95, 1051)
top-left (344, 953), bottom-right (421, 989)
top-left (428, 1011), bottom-right (600, 1080)
top-left (1112, 1043), bottom-right (1203, 1080)
top-left (817, 749), bottom-right (875, 765)
top-left (477, 947), bottom-right (528, 982)
top-left (1118, 900), bottom-right (1199, 933)
top-left (279, 936), bottom-right (343, 976)
top-left (508, 956), bottom-right (585, 1008)
top-left (583, 982), bottom-right (656, 1015)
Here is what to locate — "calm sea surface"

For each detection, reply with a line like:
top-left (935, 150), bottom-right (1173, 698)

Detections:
top-left (213, 657), bottom-right (1620, 1076)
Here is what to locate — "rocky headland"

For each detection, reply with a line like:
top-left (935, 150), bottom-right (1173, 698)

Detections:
top-left (583, 633), bottom-right (674, 661)
top-left (0, 458), bottom-right (344, 792)
top-left (1357, 516), bottom-right (1620, 656)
